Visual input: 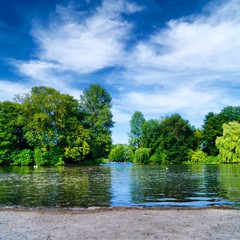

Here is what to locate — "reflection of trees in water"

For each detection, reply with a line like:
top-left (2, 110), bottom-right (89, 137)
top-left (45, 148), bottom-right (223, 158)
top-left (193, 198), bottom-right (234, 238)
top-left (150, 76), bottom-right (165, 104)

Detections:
top-left (131, 165), bottom-right (201, 204)
top-left (1, 164), bottom-right (240, 208)
top-left (201, 164), bottom-right (225, 198)
top-left (61, 167), bottom-right (111, 207)
top-left (0, 166), bottom-right (112, 207)
top-left (130, 164), bottom-right (227, 205)
top-left (218, 164), bottom-right (240, 203)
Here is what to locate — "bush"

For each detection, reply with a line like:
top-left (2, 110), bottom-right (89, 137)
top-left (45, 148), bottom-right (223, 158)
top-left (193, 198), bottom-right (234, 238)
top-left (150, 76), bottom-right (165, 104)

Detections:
top-left (149, 152), bottom-right (168, 164)
top-left (188, 149), bottom-right (207, 163)
top-left (185, 149), bottom-right (220, 164)
top-left (11, 149), bottom-right (33, 166)
top-left (109, 144), bottom-right (133, 162)
top-left (134, 147), bottom-right (151, 164)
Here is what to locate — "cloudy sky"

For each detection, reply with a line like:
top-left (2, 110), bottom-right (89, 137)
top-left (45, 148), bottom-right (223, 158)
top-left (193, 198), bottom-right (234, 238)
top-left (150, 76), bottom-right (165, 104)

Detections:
top-left (1, 0), bottom-right (240, 143)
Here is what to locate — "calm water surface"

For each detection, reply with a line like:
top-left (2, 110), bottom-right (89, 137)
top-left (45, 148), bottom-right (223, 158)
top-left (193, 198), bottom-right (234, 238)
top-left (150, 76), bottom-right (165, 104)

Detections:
top-left (0, 163), bottom-right (240, 208)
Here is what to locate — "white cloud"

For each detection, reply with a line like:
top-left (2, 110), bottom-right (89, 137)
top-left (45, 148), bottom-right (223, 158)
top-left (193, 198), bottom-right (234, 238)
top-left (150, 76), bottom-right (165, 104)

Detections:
top-left (128, 0), bottom-right (240, 85)
top-left (0, 81), bottom-right (31, 101)
top-left (7, 0), bottom-right (240, 143)
top-left (12, 60), bottom-right (82, 99)
top-left (118, 85), bottom-right (219, 116)
top-left (110, 0), bottom-right (240, 135)
top-left (30, 0), bottom-right (138, 74)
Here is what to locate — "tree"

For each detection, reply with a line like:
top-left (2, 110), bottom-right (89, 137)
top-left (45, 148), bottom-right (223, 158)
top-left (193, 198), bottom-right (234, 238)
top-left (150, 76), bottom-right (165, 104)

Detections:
top-left (188, 149), bottom-right (207, 163)
top-left (155, 114), bottom-right (197, 164)
top-left (129, 111), bottom-right (145, 148)
top-left (202, 112), bottom-right (224, 156)
top-left (134, 147), bottom-right (151, 164)
top-left (141, 119), bottom-right (161, 150)
top-left (0, 101), bottom-right (29, 164)
top-left (80, 84), bottom-right (114, 160)
top-left (109, 144), bottom-right (134, 162)
top-left (18, 86), bottom-right (90, 165)
top-left (216, 121), bottom-right (240, 162)
top-left (202, 106), bottom-right (240, 156)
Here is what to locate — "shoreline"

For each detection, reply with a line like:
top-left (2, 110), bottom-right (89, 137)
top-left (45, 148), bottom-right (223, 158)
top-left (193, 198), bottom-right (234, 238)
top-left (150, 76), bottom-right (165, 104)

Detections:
top-left (1, 207), bottom-right (240, 240)
top-left (0, 204), bottom-right (238, 211)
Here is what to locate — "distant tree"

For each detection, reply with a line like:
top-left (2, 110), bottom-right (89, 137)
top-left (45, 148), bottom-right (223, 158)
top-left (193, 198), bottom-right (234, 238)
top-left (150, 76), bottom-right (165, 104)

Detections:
top-left (216, 121), bottom-right (240, 162)
top-left (194, 129), bottom-right (203, 149)
top-left (202, 112), bottom-right (224, 156)
top-left (129, 111), bottom-right (145, 148)
top-left (134, 147), bottom-right (151, 164)
top-left (80, 84), bottom-right (114, 160)
top-left (155, 114), bottom-right (197, 164)
top-left (109, 144), bottom-right (134, 162)
top-left (188, 149), bottom-right (207, 163)
top-left (202, 106), bottom-right (240, 156)
top-left (141, 119), bottom-right (161, 150)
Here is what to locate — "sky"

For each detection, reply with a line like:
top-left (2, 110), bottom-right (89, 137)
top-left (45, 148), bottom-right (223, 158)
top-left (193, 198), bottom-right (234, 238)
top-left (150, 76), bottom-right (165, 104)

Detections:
top-left (1, 0), bottom-right (240, 144)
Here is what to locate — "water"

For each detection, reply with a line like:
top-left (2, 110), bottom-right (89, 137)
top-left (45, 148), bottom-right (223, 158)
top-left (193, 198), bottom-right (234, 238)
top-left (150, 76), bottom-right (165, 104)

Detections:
top-left (0, 163), bottom-right (240, 208)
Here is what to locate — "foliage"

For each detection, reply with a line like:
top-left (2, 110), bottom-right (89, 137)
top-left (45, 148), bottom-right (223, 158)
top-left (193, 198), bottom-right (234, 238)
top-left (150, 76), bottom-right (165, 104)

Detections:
top-left (129, 111), bottom-right (145, 148)
top-left (141, 119), bottom-right (161, 150)
top-left (109, 144), bottom-right (134, 162)
top-left (204, 155), bottom-right (219, 164)
top-left (17, 86), bottom-right (91, 165)
top-left (202, 106), bottom-right (240, 156)
top-left (0, 85), bottom-right (114, 166)
top-left (194, 129), bottom-right (203, 148)
top-left (80, 84), bottom-right (114, 160)
top-left (149, 152), bottom-right (168, 164)
top-left (134, 147), bottom-right (151, 164)
top-left (216, 121), bottom-right (240, 162)
top-left (187, 149), bottom-right (207, 163)
top-left (0, 101), bottom-right (29, 164)
top-left (154, 114), bottom-right (198, 164)
top-left (2, 85), bottom-right (240, 166)
top-left (11, 149), bottom-right (33, 166)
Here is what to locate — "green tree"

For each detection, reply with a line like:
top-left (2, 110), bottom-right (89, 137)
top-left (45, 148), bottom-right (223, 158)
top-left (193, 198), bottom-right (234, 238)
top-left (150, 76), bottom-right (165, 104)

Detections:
top-left (187, 149), bottom-right (207, 163)
top-left (141, 119), bottom-right (161, 150)
top-left (216, 121), bottom-right (240, 162)
top-left (0, 101), bottom-right (29, 164)
top-left (109, 144), bottom-right (134, 162)
top-left (155, 114), bottom-right (197, 164)
top-left (18, 86), bottom-right (90, 165)
top-left (80, 84), bottom-right (114, 160)
top-left (202, 106), bottom-right (240, 156)
top-left (129, 111), bottom-right (145, 148)
top-left (202, 112), bottom-right (224, 156)
top-left (134, 147), bottom-right (151, 164)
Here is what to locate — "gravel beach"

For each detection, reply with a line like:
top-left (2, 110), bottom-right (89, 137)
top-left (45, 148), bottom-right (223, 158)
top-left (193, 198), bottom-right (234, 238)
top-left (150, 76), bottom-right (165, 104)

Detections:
top-left (0, 207), bottom-right (240, 240)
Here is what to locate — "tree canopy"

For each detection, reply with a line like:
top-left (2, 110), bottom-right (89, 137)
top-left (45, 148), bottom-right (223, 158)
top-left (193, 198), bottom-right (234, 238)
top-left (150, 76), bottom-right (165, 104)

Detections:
top-left (202, 106), bottom-right (240, 156)
top-left (80, 84), bottom-right (114, 160)
top-left (127, 112), bottom-right (198, 164)
top-left (109, 144), bottom-right (134, 162)
top-left (129, 111), bottom-right (145, 148)
top-left (216, 121), bottom-right (240, 162)
top-left (2, 85), bottom-right (240, 165)
top-left (153, 114), bottom-right (198, 164)
top-left (0, 85), bottom-right (114, 166)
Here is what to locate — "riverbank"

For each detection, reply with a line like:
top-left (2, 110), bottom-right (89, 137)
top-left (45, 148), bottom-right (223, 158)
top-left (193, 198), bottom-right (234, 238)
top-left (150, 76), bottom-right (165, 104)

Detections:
top-left (0, 207), bottom-right (239, 239)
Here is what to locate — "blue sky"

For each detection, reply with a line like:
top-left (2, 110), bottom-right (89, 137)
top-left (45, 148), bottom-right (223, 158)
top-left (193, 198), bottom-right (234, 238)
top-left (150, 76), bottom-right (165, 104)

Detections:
top-left (1, 0), bottom-right (240, 144)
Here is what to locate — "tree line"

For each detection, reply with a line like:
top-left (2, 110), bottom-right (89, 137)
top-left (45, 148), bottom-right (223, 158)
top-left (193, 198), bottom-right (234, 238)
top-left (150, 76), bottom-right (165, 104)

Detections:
top-left (1, 84), bottom-right (240, 165)
top-left (0, 85), bottom-right (114, 165)
top-left (109, 106), bottom-right (240, 164)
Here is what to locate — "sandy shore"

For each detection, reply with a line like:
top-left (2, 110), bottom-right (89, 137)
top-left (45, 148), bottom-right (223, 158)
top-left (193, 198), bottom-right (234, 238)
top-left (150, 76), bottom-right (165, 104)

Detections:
top-left (0, 207), bottom-right (239, 240)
